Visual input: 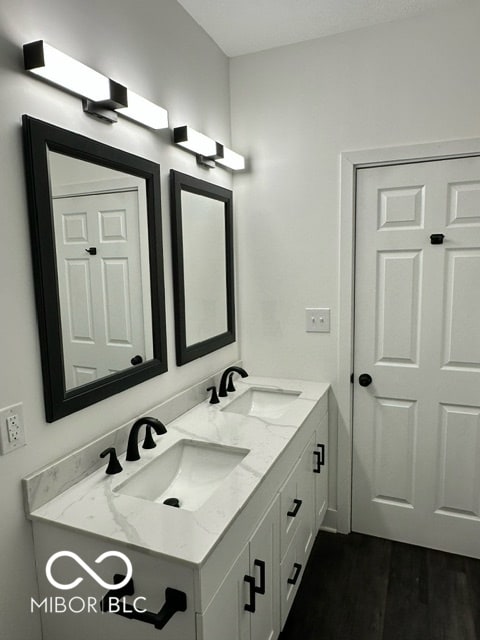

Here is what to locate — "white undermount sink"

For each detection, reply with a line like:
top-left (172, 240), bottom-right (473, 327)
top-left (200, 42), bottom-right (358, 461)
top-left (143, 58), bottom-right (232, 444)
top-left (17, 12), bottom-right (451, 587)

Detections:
top-left (115, 439), bottom-right (249, 511)
top-left (222, 387), bottom-right (301, 420)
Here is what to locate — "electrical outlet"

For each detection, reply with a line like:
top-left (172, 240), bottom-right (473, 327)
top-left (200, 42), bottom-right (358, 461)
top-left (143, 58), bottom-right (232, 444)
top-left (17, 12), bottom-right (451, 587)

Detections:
top-left (0, 403), bottom-right (26, 454)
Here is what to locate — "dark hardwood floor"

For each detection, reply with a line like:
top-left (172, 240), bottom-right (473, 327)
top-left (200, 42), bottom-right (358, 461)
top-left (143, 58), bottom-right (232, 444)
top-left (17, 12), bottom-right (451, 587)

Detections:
top-left (280, 531), bottom-right (480, 640)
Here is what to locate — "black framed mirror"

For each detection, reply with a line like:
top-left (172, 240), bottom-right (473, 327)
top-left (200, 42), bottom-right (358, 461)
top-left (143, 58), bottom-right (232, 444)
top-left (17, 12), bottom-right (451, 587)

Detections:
top-left (22, 115), bottom-right (168, 421)
top-left (170, 171), bottom-right (235, 365)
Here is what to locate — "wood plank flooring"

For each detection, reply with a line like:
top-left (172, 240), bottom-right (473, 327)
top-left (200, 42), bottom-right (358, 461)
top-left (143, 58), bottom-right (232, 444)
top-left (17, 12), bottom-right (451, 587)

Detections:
top-left (280, 532), bottom-right (480, 640)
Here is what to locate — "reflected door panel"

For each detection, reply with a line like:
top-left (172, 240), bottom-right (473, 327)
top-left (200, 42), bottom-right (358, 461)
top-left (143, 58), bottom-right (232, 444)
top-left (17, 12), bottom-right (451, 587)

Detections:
top-left (53, 190), bottom-right (150, 389)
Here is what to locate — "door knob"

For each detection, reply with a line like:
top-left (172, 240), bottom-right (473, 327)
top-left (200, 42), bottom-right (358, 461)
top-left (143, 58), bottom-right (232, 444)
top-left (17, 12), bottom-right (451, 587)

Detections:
top-left (359, 373), bottom-right (372, 387)
top-left (430, 233), bottom-right (445, 245)
top-left (131, 355), bottom-right (143, 365)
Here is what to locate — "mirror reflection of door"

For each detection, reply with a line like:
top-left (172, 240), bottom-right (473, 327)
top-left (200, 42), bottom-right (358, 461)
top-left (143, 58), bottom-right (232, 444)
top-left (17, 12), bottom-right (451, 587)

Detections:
top-left (49, 152), bottom-right (153, 390)
top-left (181, 190), bottom-right (228, 346)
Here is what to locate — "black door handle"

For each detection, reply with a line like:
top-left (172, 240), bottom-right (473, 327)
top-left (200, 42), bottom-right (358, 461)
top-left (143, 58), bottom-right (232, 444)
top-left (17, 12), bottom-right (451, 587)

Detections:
top-left (313, 444), bottom-right (326, 473)
top-left (254, 559), bottom-right (266, 595)
top-left (85, 247), bottom-right (97, 255)
top-left (430, 233), bottom-right (445, 245)
top-left (244, 575), bottom-right (256, 612)
top-left (131, 355), bottom-right (143, 365)
top-left (359, 373), bottom-right (373, 387)
top-left (287, 563), bottom-right (302, 585)
top-left (287, 498), bottom-right (303, 518)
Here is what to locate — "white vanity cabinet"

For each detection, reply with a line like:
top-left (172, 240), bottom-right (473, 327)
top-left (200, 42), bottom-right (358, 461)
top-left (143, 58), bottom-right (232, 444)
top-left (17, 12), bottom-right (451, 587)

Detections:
top-left (26, 379), bottom-right (329, 640)
top-left (198, 496), bottom-right (280, 640)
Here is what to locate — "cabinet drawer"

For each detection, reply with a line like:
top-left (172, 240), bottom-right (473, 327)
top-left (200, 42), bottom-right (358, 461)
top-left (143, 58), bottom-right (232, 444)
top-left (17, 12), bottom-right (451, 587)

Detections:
top-left (279, 458), bottom-right (302, 558)
top-left (279, 526), bottom-right (306, 629)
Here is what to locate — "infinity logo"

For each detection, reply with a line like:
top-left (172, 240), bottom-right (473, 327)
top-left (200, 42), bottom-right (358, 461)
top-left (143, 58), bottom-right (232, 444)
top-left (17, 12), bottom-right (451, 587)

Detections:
top-left (46, 551), bottom-right (133, 591)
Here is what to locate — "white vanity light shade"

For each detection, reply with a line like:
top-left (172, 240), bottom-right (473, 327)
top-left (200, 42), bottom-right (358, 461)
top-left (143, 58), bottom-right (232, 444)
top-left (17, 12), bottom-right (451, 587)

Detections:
top-left (216, 147), bottom-right (246, 171)
top-left (117, 90), bottom-right (169, 130)
top-left (23, 41), bottom-right (111, 103)
top-left (174, 126), bottom-right (218, 157)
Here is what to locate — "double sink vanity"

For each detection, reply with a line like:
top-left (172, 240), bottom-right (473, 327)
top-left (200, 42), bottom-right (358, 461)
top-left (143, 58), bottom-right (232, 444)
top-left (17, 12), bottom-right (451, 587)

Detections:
top-left (25, 374), bottom-right (329, 640)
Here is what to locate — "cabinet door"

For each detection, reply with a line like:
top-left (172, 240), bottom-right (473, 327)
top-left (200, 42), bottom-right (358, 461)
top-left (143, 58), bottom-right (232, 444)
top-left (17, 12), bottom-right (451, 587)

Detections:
top-left (296, 433), bottom-right (316, 560)
top-left (198, 545), bottom-right (250, 640)
top-left (280, 435), bottom-right (316, 560)
top-left (314, 412), bottom-right (329, 530)
top-left (198, 498), bottom-right (280, 640)
top-left (279, 526), bottom-right (305, 629)
top-left (249, 496), bottom-right (280, 640)
top-left (279, 458), bottom-right (301, 557)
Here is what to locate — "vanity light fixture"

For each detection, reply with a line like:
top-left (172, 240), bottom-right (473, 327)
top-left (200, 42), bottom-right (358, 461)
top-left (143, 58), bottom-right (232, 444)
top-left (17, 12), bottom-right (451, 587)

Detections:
top-left (23, 40), bottom-right (168, 129)
top-left (117, 90), bottom-right (169, 130)
top-left (173, 125), bottom-right (245, 171)
top-left (216, 146), bottom-right (246, 171)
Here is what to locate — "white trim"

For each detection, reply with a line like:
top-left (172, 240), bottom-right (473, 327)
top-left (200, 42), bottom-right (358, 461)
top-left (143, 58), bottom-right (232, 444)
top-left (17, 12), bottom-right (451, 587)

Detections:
top-left (337, 137), bottom-right (480, 534)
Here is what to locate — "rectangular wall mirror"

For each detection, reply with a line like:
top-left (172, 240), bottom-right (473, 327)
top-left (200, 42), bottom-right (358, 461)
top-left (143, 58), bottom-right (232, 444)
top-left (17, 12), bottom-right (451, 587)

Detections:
top-left (170, 171), bottom-right (235, 365)
top-left (22, 115), bottom-right (168, 421)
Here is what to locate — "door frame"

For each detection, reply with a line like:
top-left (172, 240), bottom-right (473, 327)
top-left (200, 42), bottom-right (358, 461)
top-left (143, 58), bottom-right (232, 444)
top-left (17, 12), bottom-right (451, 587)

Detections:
top-left (337, 137), bottom-right (480, 534)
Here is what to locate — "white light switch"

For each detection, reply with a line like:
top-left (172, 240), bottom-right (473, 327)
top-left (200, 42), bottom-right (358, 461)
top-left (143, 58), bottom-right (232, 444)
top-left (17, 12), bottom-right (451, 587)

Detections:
top-left (305, 308), bottom-right (331, 333)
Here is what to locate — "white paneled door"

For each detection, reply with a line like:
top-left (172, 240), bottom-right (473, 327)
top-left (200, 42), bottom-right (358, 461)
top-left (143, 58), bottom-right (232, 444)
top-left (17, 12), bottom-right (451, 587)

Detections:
top-left (53, 189), bottom-right (149, 390)
top-left (353, 156), bottom-right (480, 558)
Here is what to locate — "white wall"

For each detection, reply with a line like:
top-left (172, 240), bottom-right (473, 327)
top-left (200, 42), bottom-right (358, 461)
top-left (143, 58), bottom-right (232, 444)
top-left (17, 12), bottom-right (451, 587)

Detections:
top-left (0, 1), bottom-right (235, 638)
top-left (230, 2), bottom-right (480, 527)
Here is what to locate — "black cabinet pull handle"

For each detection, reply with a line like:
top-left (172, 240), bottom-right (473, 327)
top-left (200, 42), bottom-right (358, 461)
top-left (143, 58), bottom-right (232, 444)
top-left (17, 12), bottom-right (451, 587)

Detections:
top-left (131, 355), bottom-right (143, 365)
top-left (101, 574), bottom-right (187, 630)
top-left (85, 247), bottom-right (97, 255)
top-left (287, 498), bottom-right (302, 518)
top-left (359, 373), bottom-right (373, 387)
top-left (287, 563), bottom-right (302, 585)
top-left (313, 444), bottom-right (326, 473)
top-left (430, 233), bottom-right (445, 245)
top-left (254, 559), bottom-right (266, 595)
top-left (244, 575), bottom-right (256, 613)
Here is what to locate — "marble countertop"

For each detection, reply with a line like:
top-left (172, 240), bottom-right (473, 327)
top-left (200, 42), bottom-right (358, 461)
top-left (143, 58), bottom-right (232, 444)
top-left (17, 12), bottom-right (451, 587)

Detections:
top-left (28, 377), bottom-right (329, 567)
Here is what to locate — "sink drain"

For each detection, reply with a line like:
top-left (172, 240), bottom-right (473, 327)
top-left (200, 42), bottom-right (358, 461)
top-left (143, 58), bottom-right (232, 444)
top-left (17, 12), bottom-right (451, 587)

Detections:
top-left (163, 497), bottom-right (181, 508)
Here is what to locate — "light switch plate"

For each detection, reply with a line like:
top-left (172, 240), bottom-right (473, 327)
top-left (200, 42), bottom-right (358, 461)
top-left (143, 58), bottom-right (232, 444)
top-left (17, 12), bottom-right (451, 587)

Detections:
top-left (305, 308), bottom-right (331, 333)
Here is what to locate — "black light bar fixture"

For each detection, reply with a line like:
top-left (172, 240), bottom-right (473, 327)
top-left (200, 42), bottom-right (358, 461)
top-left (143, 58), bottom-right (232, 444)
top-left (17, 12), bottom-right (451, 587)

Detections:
top-left (23, 40), bottom-right (169, 129)
top-left (173, 125), bottom-right (246, 171)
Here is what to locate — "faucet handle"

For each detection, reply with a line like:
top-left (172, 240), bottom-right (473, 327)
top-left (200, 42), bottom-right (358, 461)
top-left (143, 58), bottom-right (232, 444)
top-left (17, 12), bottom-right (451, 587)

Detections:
top-left (100, 447), bottom-right (123, 475)
top-left (142, 425), bottom-right (157, 450)
top-left (207, 386), bottom-right (220, 404)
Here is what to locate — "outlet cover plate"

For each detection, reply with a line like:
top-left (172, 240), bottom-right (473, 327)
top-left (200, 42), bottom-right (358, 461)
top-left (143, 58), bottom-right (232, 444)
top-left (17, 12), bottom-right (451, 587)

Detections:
top-left (0, 403), bottom-right (26, 454)
top-left (305, 308), bottom-right (331, 333)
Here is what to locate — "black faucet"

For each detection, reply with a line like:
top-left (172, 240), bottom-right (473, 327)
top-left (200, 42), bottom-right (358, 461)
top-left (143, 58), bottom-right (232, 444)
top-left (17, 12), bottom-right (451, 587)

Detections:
top-left (126, 417), bottom-right (167, 461)
top-left (218, 366), bottom-right (248, 397)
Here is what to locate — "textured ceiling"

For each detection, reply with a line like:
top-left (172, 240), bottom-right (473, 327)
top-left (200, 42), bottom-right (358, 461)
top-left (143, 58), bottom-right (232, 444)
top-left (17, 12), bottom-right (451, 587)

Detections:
top-left (176, 0), bottom-right (472, 57)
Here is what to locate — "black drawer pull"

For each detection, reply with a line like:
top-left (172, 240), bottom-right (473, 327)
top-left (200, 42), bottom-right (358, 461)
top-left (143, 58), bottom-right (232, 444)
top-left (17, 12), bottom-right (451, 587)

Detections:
top-left (244, 575), bottom-right (256, 613)
top-left (101, 574), bottom-right (187, 630)
top-left (313, 444), bottom-right (326, 473)
top-left (287, 563), bottom-right (302, 585)
top-left (254, 559), bottom-right (266, 595)
top-left (287, 498), bottom-right (302, 518)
